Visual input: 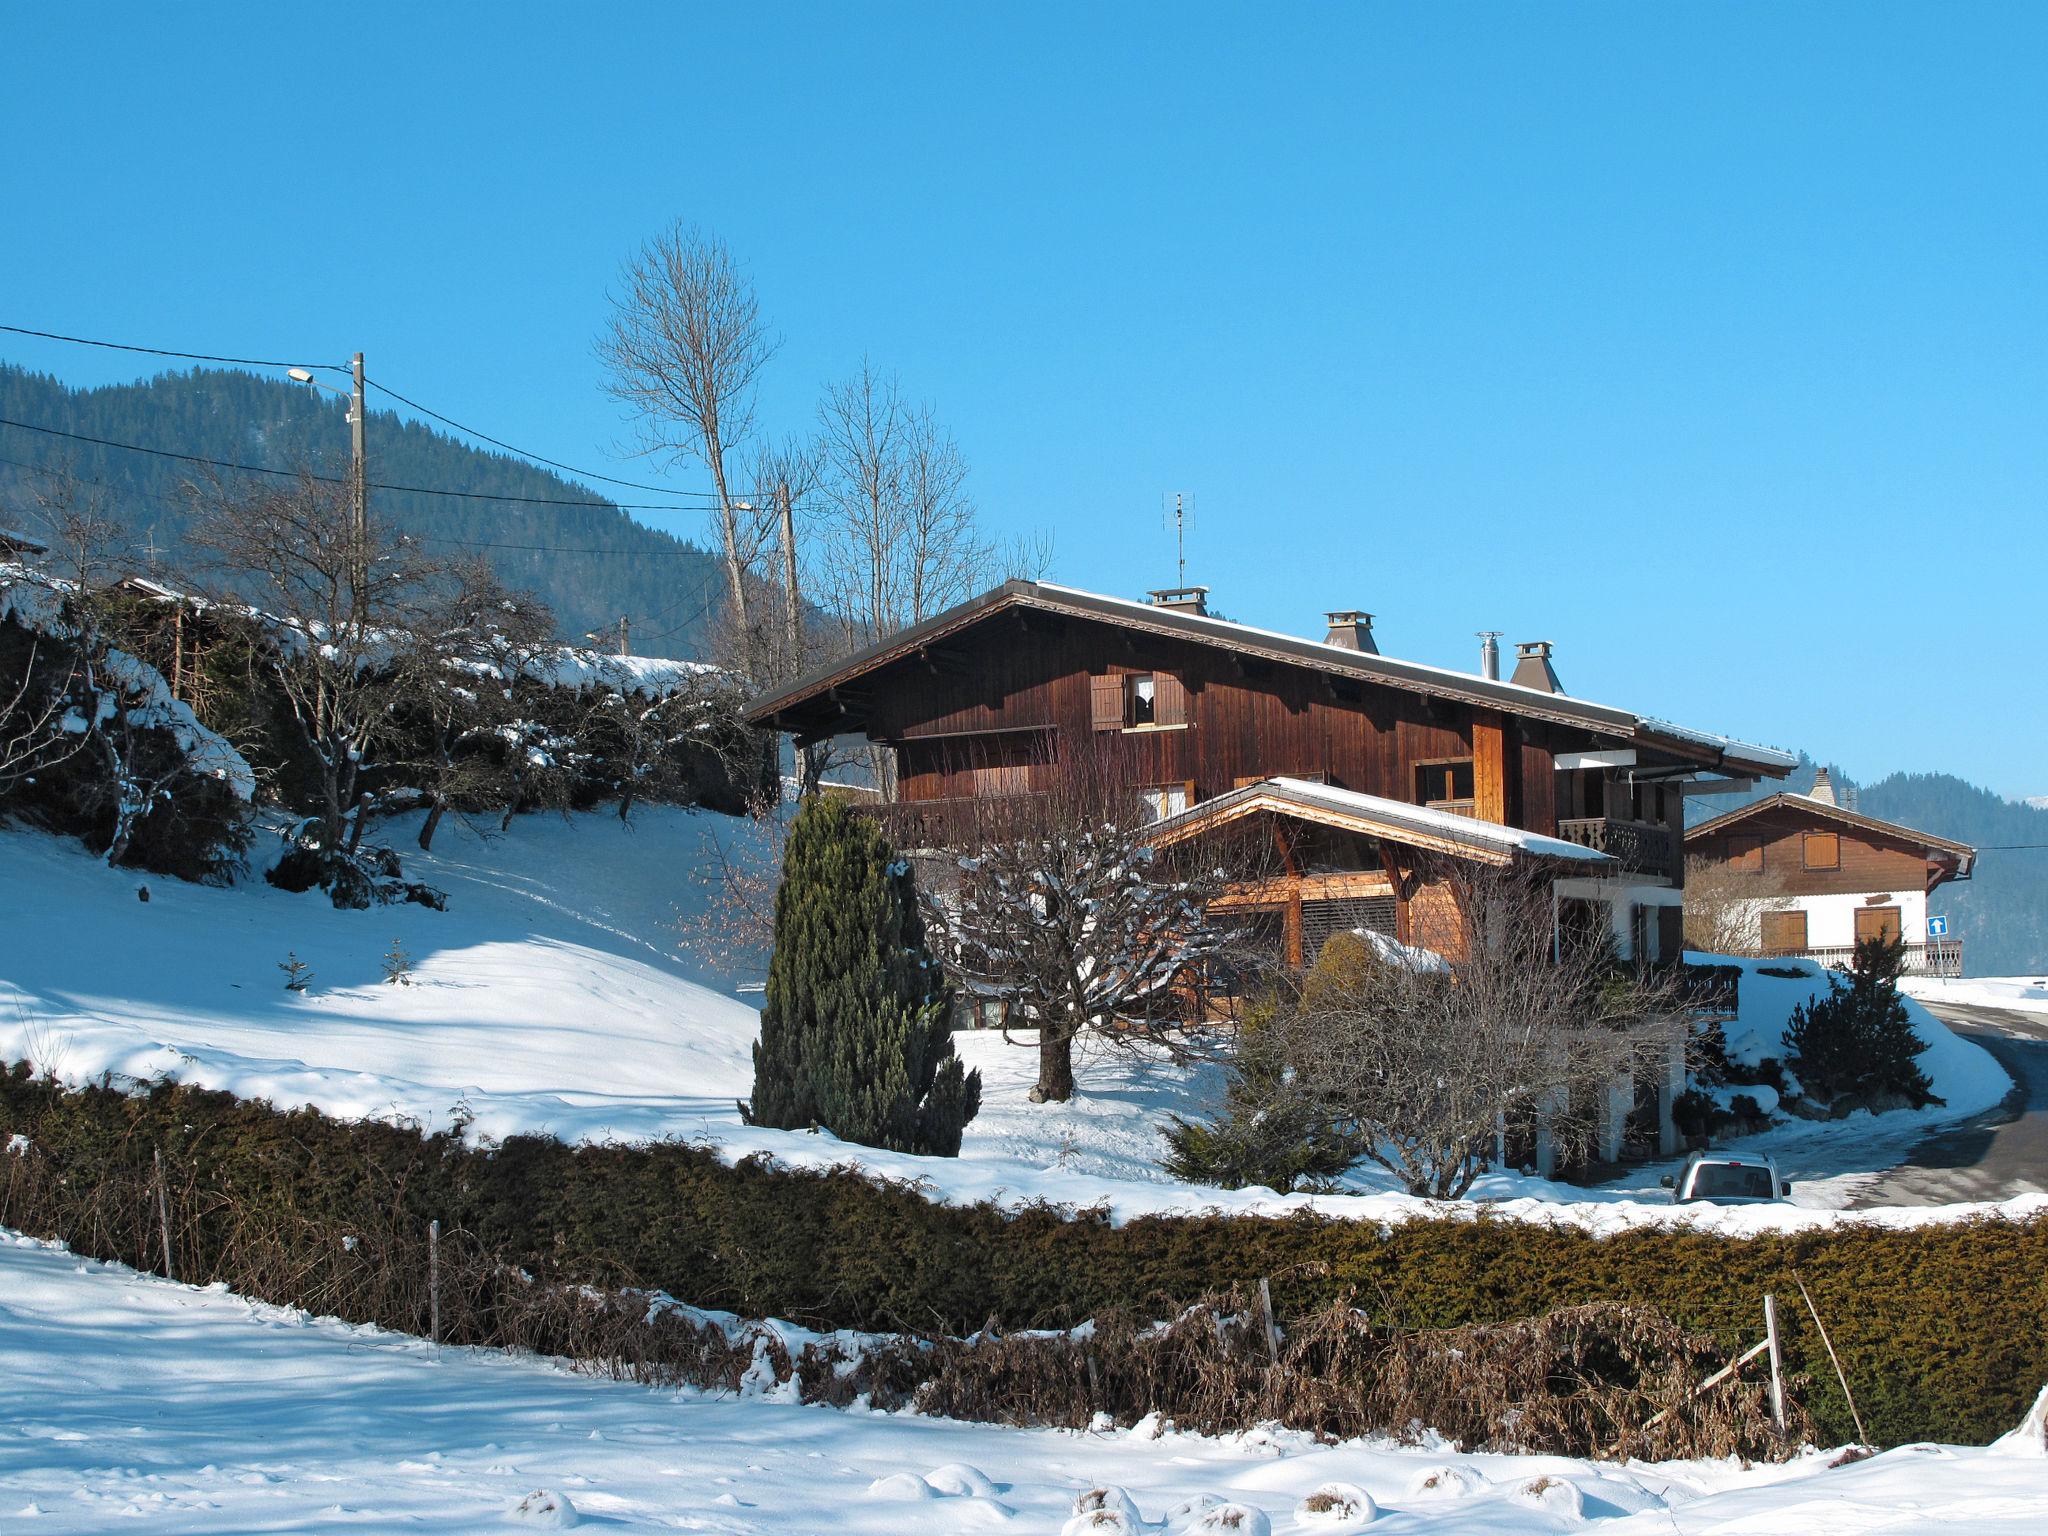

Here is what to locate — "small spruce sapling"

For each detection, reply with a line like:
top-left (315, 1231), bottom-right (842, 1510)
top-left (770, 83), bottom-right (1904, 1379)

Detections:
top-left (279, 952), bottom-right (313, 993)
top-left (381, 937), bottom-right (414, 986)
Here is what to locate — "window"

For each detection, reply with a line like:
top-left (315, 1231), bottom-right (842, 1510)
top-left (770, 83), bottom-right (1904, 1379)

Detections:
top-left (1415, 759), bottom-right (1475, 815)
top-left (1128, 674), bottom-right (1158, 726)
top-left (1138, 781), bottom-right (1194, 822)
top-left (1855, 906), bottom-right (1902, 945)
top-left (1090, 672), bottom-right (1189, 731)
top-left (1802, 831), bottom-right (1841, 871)
top-left (1727, 834), bottom-right (1764, 874)
top-left (1760, 909), bottom-right (1808, 955)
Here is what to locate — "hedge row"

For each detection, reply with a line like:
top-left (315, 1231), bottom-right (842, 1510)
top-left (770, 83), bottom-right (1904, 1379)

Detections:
top-left (2, 1062), bottom-right (2042, 1449)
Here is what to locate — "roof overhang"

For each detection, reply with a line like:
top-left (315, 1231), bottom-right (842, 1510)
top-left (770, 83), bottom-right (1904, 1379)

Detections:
top-left (1146, 778), bottom-right (1615, 870)
top-left (745, 580), bottom-right (1796, 776)
top-left (1685, 792), bottom-right (1977, 879)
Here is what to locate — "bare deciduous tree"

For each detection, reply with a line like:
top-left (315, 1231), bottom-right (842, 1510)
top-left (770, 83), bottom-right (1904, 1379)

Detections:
top-left (1235, 861), bottom-right (1684, 1199)
top-left (188, 472), bottom-right (441, 860)
top-left (915, 742), bottom-right (1265, 1103)
top-left (1681, 854), bottom-right (1794, 956)
top-left (598, 223), bottom-right (777, 680)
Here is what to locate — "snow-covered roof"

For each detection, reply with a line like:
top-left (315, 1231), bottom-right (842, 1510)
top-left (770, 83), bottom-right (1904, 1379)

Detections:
top-left (1150, 776), bottom-right (1615, 867)
top-left (525, 648), bottom-right (721, 699)
top-left (0, 527), bottom-right (48, 555)
top-left (746, 578), bottom-right (1796, 777)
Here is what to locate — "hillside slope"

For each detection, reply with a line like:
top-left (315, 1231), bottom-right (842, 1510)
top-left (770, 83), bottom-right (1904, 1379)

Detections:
top-left (0, 362), bottom-right (728, 650)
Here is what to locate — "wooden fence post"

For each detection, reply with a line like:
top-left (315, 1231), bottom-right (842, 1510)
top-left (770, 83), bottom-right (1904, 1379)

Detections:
top-left (1794, 1271), bottom-right (1868, 1446)
top-left (428, 1219), bottom-right (441, 1348)
top-left (152, 1146), bottom-right (174, 1283)
top-left (1258, 1277), bottom-right (1281, 1367)
top-left (1763, 1293), bottom-right (1787, 1436)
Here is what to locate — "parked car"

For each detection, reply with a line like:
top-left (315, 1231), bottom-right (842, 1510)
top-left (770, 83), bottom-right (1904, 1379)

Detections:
top-left (1661, 1152), bottom-right (1792, 1205)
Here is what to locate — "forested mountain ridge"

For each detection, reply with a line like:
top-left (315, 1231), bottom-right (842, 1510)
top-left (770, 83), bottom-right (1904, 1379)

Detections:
top-left (1690, 752), bottom-right (2048, 976)
top-left (0, 363), bottom-right (729, 654)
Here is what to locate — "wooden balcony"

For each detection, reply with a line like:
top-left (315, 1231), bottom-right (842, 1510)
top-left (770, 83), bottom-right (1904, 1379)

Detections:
top-left (854, 794), bottom-right (1049, 851)
top-left (1555, 817), bottom-right (1679, 880)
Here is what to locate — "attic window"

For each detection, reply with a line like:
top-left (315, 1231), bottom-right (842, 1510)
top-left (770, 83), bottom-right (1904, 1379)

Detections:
top-left (1129, 674), bottom-right (1157, 726)
top-left (1803, 831), bottom-right (1841, 871)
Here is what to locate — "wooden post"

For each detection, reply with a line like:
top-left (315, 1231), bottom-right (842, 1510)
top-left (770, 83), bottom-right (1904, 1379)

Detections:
top-left (152, 1146), bottom-right (174, 1283)
top-left (1472, 711), bottom-right (1508, 825)
top-left (1258, 1277), bottom-right (1281, 1367)
top-left (1794, 1272), bottom-right (1868, 1446)
top-left (1763, 1293), bottom-right (1787, 1436)
top-left (428, 1219), bottom-right (441, 1347)
top-left (1084, 1347), bottom-right (1102, 1407)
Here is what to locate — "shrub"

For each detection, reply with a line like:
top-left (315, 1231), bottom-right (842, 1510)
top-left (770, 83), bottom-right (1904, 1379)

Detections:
top-left (2, 1064), bottom-right (2043, 1450)
top-left (1786, 937), bottom-right (1937, 1112)
top-left (743, 796), bottom-right (979, 1156)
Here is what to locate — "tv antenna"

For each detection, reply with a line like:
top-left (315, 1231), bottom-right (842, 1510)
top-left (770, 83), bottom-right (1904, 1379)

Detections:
top-left (1163, 492), bottom-right (1194, 587)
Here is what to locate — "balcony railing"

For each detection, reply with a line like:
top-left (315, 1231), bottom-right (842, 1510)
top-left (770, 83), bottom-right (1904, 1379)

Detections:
top-left (1759, 939), bottom-right (1965, 979)
top-left (854, 794), bottom-right (1050, 851)
top-left (1555, 817), bottom-right (1679, 879)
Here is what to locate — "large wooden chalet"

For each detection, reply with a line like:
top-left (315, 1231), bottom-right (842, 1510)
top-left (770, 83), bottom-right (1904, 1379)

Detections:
top-left (746, 581), bottom-right (1795, 971)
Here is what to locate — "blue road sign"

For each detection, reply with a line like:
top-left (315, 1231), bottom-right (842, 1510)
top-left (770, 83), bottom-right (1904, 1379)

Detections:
top-left (1928, 914), bottom-right (1949, 938)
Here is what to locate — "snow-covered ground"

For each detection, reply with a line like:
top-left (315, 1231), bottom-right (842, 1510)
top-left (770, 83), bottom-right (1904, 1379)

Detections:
top-left (0, 812), bottom-right (2031, 1235)
top-left (1905, 975), bottom-right (2048, 1015)
top-left (4, 1229), bottom-right (2044, 1534)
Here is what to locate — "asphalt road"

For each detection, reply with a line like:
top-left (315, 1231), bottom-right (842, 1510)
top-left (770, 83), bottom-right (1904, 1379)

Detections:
top-left (1851, 1001), bottom-right (2048, 1207)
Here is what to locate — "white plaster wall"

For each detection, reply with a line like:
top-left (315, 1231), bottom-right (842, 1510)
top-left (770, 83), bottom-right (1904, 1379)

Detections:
top-left (1788, 888), bottom-right (1926, 948)
top-left (1553, 878), bottom-right (1683, 961)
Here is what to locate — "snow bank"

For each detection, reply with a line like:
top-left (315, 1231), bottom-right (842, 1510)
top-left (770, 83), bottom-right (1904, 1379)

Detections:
top-left (1906, 976), bottom-right (2048, 1016)
top-left (0, 816), bottom-right (2032, 1240)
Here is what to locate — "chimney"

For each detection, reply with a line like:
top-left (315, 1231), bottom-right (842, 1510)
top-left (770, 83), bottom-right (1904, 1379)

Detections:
top-left (1809, 767), bottom-right (1837, 806)
top-left (1478, 631), bottom-right (1502, 681)
top-left (1323, 610), bottom-right (1377, 653)
top-left (1509, 640), bottom-right (1562, 693)
top-left (1147, 585), bottom-right (1209, 616)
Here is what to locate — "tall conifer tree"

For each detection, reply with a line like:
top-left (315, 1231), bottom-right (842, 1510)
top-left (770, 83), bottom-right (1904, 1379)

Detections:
top-left (742, 796), bottom-right (980, 1155)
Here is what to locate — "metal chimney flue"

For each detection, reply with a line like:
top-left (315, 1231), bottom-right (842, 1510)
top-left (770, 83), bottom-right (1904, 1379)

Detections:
top-left (1324, 610), bottom-right (1377, 653)
top-left (1510, 640), bottom-right (1562, 693)
top-left (1478, 631), bottom-right (1502, 681)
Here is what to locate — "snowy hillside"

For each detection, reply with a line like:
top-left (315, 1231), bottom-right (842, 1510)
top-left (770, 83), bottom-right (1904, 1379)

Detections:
top-left (3, 1231), bottom-right (2045, 1534)
top-left (0, 810), bottom-right (2026, 1232)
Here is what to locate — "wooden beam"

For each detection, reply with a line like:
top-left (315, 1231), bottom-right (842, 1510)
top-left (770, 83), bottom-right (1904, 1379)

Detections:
top-left (1473, 709), bottom-right (1509, 825)
top-left (1209, 870), bottom-right (1397, 910)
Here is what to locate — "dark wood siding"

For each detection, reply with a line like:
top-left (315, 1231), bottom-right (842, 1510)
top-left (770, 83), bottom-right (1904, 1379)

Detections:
top-left (1691, 806), bottom-right (1930, 897)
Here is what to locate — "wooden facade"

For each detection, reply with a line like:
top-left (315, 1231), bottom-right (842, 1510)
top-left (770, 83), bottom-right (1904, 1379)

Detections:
top-left (749, 582), bottom-right (1794, 964)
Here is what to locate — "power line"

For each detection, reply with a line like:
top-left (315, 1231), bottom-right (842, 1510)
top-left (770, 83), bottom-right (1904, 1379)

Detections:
top-left (363, 375), bottom-right (718, 501)
top-left (0, 323), bottom-right (349, 374)
top-left (0, 416), bottom-right (715, 512)
top-left (2, 319), bottom-right (729, 505)
top-left (0, 450), bottom-right (717, 562)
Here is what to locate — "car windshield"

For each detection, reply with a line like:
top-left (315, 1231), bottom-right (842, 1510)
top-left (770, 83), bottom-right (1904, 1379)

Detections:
top-left (1686, 1163), bottom-right (1776, 1201)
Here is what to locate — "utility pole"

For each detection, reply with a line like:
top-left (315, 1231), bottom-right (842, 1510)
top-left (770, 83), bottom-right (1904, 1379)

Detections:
top-left (618, 615), bottom-right (630, 657)
top-left (777, 480), bottom-right (801, 675)
top-left (348, 352), bottom-right (367, 594)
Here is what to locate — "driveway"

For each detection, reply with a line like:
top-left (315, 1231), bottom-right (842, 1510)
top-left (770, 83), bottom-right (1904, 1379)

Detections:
top-left (1851, 1001), bottom-right (2048, 1206)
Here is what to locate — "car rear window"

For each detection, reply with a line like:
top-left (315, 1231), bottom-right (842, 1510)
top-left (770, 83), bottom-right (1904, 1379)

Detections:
top-left (1687, 1163), bottom-right (1775, 1200)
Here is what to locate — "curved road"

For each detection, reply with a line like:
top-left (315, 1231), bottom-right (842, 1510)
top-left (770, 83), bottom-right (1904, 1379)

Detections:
top-left (1851, 1001), bottom-right (2048, 1206)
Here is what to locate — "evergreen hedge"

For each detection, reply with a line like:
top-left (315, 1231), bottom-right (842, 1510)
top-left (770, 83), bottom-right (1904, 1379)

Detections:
top-left (2, 1061), bottom-right (2041, 1450)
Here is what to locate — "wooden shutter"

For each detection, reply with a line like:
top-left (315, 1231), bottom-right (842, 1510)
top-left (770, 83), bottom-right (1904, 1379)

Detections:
top-left (1761, 909), bottom-right (1808, 954)
top-left (1153, 672), bottom-right (1189, 728)
top-left (1089, 674), bottom-right (1124, 732)
top-left (1854, 906), bottom-right (1902, 944)
top-left (1657, 904), bottom-right (1685, 963)
top-left (1802, 832), bottom-right (1840, 871)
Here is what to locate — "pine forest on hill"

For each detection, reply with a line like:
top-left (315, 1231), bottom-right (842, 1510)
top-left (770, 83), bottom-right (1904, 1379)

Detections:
top-left (0, 363), bottom-right (731, 655)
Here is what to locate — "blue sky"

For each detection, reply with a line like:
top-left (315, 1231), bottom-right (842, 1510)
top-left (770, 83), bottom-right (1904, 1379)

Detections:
top-left (3, 4), bottom-right (2043, 796)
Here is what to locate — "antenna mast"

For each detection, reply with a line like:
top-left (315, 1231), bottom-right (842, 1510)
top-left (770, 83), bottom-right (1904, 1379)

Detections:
top-left (1164, 492), bottom-right (1193, 587)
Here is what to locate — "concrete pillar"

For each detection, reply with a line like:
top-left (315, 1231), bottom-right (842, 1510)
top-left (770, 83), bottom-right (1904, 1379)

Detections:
top-left (1533, 1086), bottom-right (1569, 1180)
top-left (1598, 1070), bottom-right (1633, 1163)
top-left (1656, 1028), bottom-right (1687, 1156)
